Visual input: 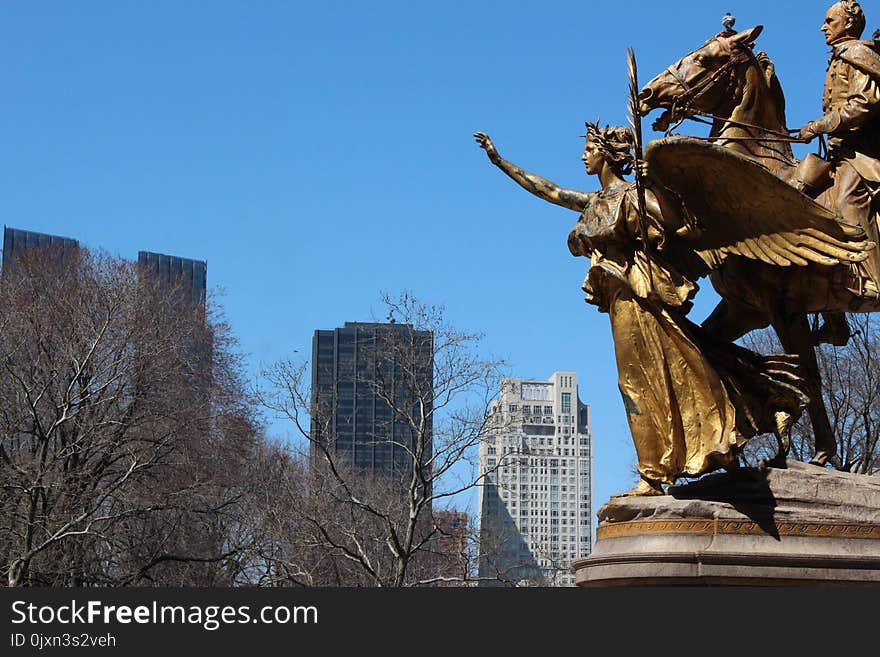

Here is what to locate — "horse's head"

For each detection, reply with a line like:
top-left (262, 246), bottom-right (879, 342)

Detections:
top-left (639, 26), bottom-right (765, 132)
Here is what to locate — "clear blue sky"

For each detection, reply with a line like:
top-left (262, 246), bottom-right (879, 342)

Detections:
top-left (0, 1), bottom-right (848, 521)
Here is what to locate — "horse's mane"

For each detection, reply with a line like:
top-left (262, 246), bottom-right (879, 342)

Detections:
top-left (753, 50), bottom-right (789, 131)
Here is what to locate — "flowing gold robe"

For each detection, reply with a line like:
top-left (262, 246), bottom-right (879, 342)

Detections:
top-left (568, 182), bottom-right (807, 486)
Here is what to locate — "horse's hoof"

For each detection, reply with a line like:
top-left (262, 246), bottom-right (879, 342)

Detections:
top-left (759, 456), bottom-right (787, 471)
top-left (808, 450), bottom-right (834, 467)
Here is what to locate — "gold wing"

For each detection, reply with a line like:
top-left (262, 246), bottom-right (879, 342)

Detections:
top-left (644, 137), bottom-right (873, 277)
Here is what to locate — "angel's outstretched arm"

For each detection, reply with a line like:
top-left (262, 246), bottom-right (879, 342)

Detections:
top-left (474, 132), bottom-right (591, 212)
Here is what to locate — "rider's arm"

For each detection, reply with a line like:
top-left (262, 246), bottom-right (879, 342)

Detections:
top-left (814, 64), bottom-right (880, 134)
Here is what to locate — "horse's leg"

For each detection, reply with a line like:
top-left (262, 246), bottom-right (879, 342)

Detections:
top-left (700, 298), bottom-right (772, 470)
top-left (759, 410), bottom-right (795, 470)
top-left (771, 312), bottom-right (836, 467)
top-left (815, 311), bottom-right (851, 346)
top-left (701, 298), bottom-right (770, 342)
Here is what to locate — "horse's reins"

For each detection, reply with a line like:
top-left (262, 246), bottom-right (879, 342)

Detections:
top-left (663, 44), bottom-right (808, 145)
top-left (683, 112), bottom-right (807, 143)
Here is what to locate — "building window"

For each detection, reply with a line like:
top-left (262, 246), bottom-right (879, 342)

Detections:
top-left (543, 405), bottom-right (552, 415)
top-left (509, 404), bottom-right (518, 412)
top-left (561, 393), bottom-right (571, 413)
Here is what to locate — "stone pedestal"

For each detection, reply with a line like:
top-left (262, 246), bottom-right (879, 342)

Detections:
top-left (573, 461), bottom-right (880, 586)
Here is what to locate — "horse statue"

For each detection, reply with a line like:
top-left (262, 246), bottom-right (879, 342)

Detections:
top-left (637, 25), bottom-right (880, 468)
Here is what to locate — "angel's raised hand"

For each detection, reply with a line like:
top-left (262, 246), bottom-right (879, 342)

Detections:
top-left (473, 132), bottom-right (499, 160)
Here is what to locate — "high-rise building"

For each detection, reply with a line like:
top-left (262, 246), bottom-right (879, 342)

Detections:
top-left (2, 228), bottom-right (206, 300)
top-left (478, 372), bottom-right (593, 587)
top-left (2, 226), bottom-right (79, 274)
top-left (3, 229), bottom-right (208, 344)
top-left (137, 250), bottom-right (211, 411)
top-left (310, 321), bottom-right (433, 482)
top-left (138, 250), bottom-right (207, 307)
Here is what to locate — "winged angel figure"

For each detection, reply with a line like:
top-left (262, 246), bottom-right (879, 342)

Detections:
top-left (474, 125), bottom-right (873, 496)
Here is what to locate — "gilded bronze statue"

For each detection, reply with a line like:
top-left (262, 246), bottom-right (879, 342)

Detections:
top-left (473, 119), bottom-right (871, 496)
top-left (470, 8), bottom-right (880, 588)
top-left (637, 7), bottom-right (880, 468)
top-left (475, 8), bottom-right (880, 496)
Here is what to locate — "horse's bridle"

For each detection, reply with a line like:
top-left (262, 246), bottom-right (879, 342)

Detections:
top-left (664, 41), bottom-right (752, 128)
top-left (661, 41), bottom-right (801, 144)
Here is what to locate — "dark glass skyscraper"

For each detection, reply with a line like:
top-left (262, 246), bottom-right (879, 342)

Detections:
top-left (2, 229), bottom-right (207, 301)
top-left (310, 321), bottom-right (433, 482)
top-left (137, 250), bottom-right (207, 306)
top-left (136, 251), bottom-right (211, 410)
top-left (3, 229), bottom-right (207, 336)
top-left (2, 226), bottom-right (79, 273)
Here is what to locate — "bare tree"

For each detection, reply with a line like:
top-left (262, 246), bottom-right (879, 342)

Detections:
top-left (741, 313), bottom-right (880, 474)
top-left (0, 246), bottom-right (260, 586)
top-left (242, 441), bottom-right (432, 587)
top-left (255, 292), bottom-right (508, 587)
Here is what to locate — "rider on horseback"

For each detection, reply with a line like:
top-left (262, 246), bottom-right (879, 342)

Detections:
top-left (799, 0), bottom-right (880, 345)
